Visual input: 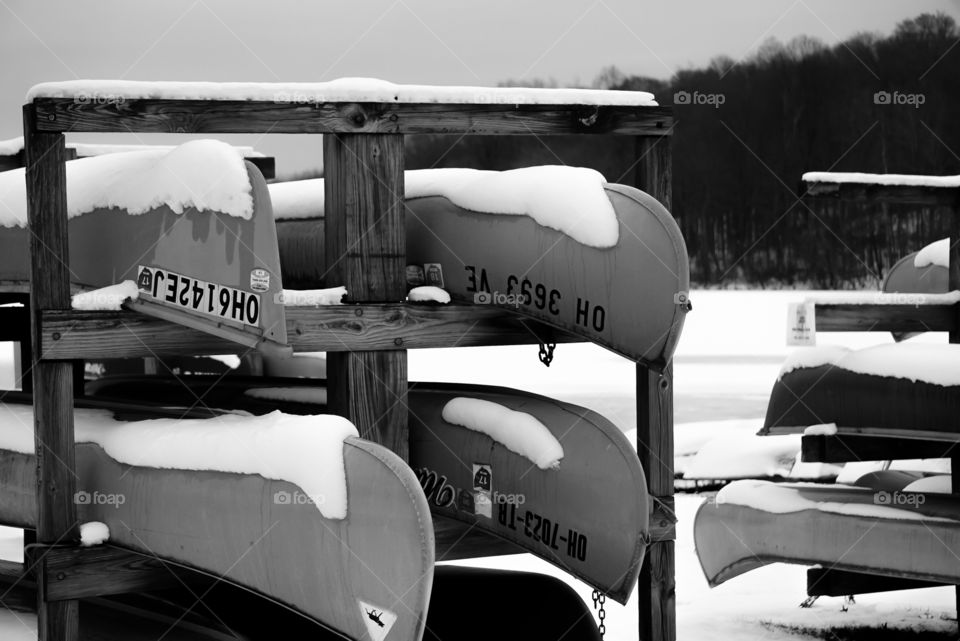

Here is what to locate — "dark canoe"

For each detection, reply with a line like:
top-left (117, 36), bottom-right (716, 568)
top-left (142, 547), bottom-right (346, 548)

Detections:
top-left (759, 363), bottom-right (960, 437)
top-left (84, 375), bottom-right (649, 604)
top-left (0, 161), bottom-right (287, 350)
top-left (276, 183), bottom-right (688, 366)
top-left (0, 396), bottom-right (433, 641)
top-left (695, 481), bottom-right (960, 587)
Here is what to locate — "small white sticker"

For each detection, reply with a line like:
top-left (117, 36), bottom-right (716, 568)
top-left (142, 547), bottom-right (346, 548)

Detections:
top-left (786, 302), bottom-right (816, 346)
top-left (250, 268), bottom-right (270, 293)
top-left (358, 600), bottom-right (397, 641)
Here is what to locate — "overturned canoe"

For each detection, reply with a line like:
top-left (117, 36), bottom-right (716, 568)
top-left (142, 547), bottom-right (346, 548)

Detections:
top-left (0, 397), bottom-right (433, 641)
top-left (85, 375), bottom-right (649, 604)
top-left (0, 145), bottom-right (288, 350)
top-left (695, 480), bottom-right (960, 587)
top-left (275, 179), bottom-right (688, 366)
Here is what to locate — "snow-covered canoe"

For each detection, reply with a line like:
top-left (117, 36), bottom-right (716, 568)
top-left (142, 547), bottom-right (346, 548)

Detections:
top-left (882, 239), bottom-right (949, 340)
top-left (275, 179), bottom-right (689, 366)
top-left (759, 343), bottom-right (960, 438)
top-left (85, 375), bottom-right (649, 604)
top-left (694, 480), bottom-right (960, 587)
top-left (0, 396), bottom-right (433, 641)
top-left (0, 144), bottom-right (287, 350)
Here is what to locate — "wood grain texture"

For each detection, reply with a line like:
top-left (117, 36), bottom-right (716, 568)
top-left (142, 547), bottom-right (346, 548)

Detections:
top-left (324, 133), bottom-right (410, 460)
top-left (33, 98), bottom-right (673, 136)
top-left (802, 180), bottom-right (960, 207)
top-left (43, 545), bottom-right (177, 601)
top-left (636, 130), bottom-right (677, 641)
top-left (39, 306), bottom-right (584, 359)
top-left (636, 364), bottom-right (676, 641)
top-left (814, 303), bottom-right (956, 332)
top-left (25, 105), bottom-right (81, 641)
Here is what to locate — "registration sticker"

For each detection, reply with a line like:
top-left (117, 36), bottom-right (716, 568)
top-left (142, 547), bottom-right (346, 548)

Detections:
top-left (137, 265), bottom-right (261, 327)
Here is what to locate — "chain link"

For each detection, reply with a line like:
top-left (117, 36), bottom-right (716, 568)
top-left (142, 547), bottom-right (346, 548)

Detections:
top-left (538, 342), bottom-right (556, 367)
top-left (591, 589), bottom-right (606, 639)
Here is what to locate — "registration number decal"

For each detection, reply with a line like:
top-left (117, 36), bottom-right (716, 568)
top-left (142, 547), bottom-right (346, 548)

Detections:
top-left (136, 265), bottom-right (261, 327)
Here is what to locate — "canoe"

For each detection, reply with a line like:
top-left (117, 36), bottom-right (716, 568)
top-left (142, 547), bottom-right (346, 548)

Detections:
top-left (695, 480), bottom-right (960, 587)
top-left (84, 375), bottom-right (649, 604)
top-left (759, 343), bottom-right (960, 437)
top-left (0, 395), bottom-right (434, 641)
top-left (275, 181), bottom-right (689, 366)
top-left (0, 153), bottom-right (288, 351)
top-left (882, 242), bottom-right (948, 340)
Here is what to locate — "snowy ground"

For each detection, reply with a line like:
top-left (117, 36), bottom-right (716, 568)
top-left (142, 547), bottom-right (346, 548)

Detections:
top-left (0, 290), bottom-right (956, 639)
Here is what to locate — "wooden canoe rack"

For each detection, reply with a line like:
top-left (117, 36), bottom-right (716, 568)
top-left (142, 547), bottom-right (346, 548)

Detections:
top-left (21, 91), bottom-right (675, 641)
top-left (799, 175), bottom-right (960, 604)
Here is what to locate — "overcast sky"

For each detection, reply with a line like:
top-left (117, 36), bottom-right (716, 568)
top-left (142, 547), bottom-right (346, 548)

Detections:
top-left (3, 0), bottom-right (958, 176)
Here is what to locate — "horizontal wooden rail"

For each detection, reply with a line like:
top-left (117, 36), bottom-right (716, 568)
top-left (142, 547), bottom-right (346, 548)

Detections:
top-left (30, 99), bottom-right (672, 136)
top-left (814, 303), bottom-right (957, 332)
top-left (807, 568), bottom-right (946, 598)
top-left (39, 304), bottom-right (583, 359)
top-left (802, 432), bottom-right (960, 463)
top-left (802, 180), bottom-right (960, 207)
top-left (40, 545), bottom-right (178, 602)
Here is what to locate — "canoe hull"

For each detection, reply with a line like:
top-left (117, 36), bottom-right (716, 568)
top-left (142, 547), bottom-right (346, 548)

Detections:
top-left (0, 408), bottom-right (433, 641)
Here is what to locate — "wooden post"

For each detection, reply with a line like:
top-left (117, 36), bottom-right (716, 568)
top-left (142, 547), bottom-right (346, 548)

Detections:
top-left (636, 134), bottom-right (676, 641)
top-left (949, 225), bottom-right (960, 619)
top-left (24, 105), bottom-right (80, 641)
top-left (323, 133), bottom-right (409, 460)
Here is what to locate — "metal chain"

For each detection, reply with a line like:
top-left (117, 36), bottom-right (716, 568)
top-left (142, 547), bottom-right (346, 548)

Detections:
top-left (591, 589), bottom-right (606, 639)
top-left (538, 342), bottom-right (556, 367)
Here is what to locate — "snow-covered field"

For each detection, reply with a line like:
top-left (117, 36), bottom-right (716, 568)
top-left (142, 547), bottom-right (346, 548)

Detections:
top-left (0, 290), bottom-right (955, 639)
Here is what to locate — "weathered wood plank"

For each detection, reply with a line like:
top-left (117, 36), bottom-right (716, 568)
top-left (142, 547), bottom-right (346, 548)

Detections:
top-left (801, 433), bottom-right (959, 463)
top-left (807, 567), bottom-right (946, 598)
top-left (25, 105), bottom-right (80, 641)
top-left (39, 305), bottom-right (584, 359)
top-left (636, 130), bottom-right (676, 641)
top-left (814, 303), bottom-right (956, 332)
top-left (43, 545), bottom-right (177, 602)
top-left (637, 364), bottom-right (676, 641)
top-left (802, 180), bottom-right (960, 207)
top-left (324, 133), bottom-right (409, 461)
top-left (32, 98), bottom-right (673, 136)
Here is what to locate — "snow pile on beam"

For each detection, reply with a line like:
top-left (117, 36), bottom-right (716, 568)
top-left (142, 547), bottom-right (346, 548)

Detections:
top-left (803, 171), bottom-right (960, 188)
top-left (28, 77), bottom-right (657, 106)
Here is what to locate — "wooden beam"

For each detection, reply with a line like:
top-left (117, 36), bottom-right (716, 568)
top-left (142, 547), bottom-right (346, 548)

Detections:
top-left (40, 305), bottom-right (584, 359)
top-left (324, 133), bottom-right (409, 460)
top-left (814, 303), bottom-right (956, 332)
top-left (802, 180), bottom-right (960, 207)
top-left (42, 545), bottom-right (178, 602)
top-left (245, 156), bottom-right (275, 180)
top-left (31, 98), bottom-right (673, 136)
top-left (802, 433), bottom-right (959, 463)
top-left (636, 132), bottom-right (676, 641)
top-left (807, 568), bottom-right (946, 597)
top-left (24, 105), bottom-right (80, 641)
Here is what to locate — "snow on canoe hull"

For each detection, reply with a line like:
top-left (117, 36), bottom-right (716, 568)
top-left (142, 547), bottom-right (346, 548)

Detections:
top-left (0, 405), bottom-right (433, 641)
top-left (882, 248), bottom-right (948, 340)
top-left (277, 184), bottom-right (688, 366)
top-left (0, 162), bottom-right (286, 349)
top-left (760, 364), bottom-right (960, 436)
top-left (694, 482), bottom-right (960, 587)
top-left (85, 375), bottom-right (649, 604)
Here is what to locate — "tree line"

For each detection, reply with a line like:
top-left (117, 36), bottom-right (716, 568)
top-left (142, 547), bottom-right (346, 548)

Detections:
top-left (405, 12), bottom-right (960, 288)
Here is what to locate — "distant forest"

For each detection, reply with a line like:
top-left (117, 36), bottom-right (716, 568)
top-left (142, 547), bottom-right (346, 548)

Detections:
top-left (405, 12), bottom-right (960, 288)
